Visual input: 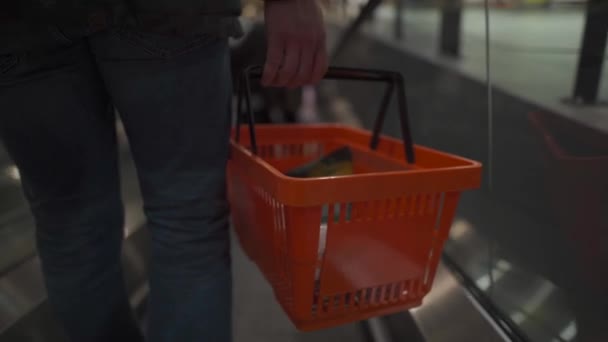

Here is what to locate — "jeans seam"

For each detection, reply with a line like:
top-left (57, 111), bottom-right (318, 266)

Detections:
top-left (0, 55), bottom-right (18, 74)
top-left (49, 26), bottom-right (74, 46)
top-left (115, 29), bottom-right (216, 59)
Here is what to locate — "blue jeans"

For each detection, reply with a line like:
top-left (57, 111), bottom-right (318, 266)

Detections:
top-left (0, 29), bottom-right (232, 342)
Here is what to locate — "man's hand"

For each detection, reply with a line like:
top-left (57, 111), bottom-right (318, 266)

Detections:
top-left (262, 0), bottom-right (328, 88)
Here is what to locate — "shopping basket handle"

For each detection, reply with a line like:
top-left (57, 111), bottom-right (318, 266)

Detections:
top-left (235, 65), bottom-right (415, 164)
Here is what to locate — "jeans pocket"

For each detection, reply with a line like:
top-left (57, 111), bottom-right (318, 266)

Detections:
top-left (49, 26), bottom-right (75, 46)
top-left (0, 54), bottom-right (18, 74)
top-left (115, 29), bottom-right (217, 59)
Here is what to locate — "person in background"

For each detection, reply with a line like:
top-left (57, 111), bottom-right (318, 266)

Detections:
top-left (0, 0), bottom-right (327, 341)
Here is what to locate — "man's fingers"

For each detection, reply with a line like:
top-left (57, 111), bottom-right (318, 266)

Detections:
top-left (275, 41), bottom-right (300, 87)
top-left (291, 40), bottom-right (315, 88)
top-left (310, 41), bottom-right (328, 85)
top-left (263, 34), bottom-right (327, 87)
top-left (262, 37), bottom-right (284, 86)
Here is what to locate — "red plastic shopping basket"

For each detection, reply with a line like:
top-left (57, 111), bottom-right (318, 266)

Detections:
top-left (228, 66), bottom-right (482, 330)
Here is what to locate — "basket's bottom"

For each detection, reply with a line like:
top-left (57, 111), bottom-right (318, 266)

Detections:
top-left (287, 300), bottom-right (423, 331)
top-left (234, 223), bottom-right (430, 331)
top-left (284, 300), bottom-right (422, 331)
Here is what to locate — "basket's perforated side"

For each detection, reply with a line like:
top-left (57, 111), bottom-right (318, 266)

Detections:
top-left (247, 142), bottom-right (328, 173)
top-left (423, 192), bottom-right (461, 291)
top-left (421, 192), bottom-right (446, 288)
top-left (253, 141), bottom-right (327, 316)
top-left (255, 142), bottom-right (325, 160)
top-left (311, 279), bottom-right (425, 318)
top-left (345, 193), bottom-right (443, 220)
top-left (311, 192), bottom-right (447, 321)
top-left (252, 186), bottom-right (295, 311)
top-left (272, 193), bottom-right (293, 311)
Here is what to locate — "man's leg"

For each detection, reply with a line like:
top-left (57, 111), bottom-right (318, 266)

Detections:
top-left (0, 41), bottom-right (142, 341)
top-left (90, 31), bottom-right (233, 342)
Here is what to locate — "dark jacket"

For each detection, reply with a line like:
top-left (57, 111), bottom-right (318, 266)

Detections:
top-left (0, 0), bottom-right (242, 54)
top-left (4, 0), bottom-right (241, 21)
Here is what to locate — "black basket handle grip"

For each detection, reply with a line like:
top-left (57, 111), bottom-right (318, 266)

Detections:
top-left (235, 65), bottom-right (415, 164)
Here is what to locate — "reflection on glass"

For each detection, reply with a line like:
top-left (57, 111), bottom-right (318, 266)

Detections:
top-left (456, 0), bottom-right (606, 340)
